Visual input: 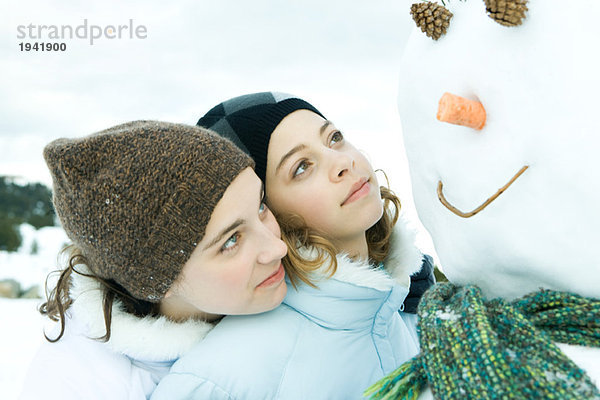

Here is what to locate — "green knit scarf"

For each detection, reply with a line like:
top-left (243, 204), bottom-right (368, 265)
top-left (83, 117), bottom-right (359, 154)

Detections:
top-left (365, 283), bottom-right (600, 400)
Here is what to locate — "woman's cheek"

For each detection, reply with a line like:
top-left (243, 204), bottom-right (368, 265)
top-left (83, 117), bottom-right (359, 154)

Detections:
top-left (296, 191), bottom-right (326, 217)
top-left (301, 203), bottom-right (335, 234)
top-left (270, 182), bottom-right (329, 225)
top-left (211, 258), bottom-right (246, 289)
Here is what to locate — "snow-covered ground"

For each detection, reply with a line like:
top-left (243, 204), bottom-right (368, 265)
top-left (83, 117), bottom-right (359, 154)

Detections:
top-left (0, 224), bottom-right (68, 399)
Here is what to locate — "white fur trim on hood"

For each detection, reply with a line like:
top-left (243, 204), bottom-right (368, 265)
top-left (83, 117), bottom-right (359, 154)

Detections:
top-left (383, 215), bottom-right (424, 286)
top-left (68, 266), bottom-right (214, 362)
top-left (304, 216), bottom-right (424, 292)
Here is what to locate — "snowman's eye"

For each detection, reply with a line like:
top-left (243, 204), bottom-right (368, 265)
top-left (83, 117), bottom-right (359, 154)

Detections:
top-left (484, 0), bottom-right (528, 27)
top-left (410, 0), bottom-right (528, 41)
top-left (410, 2), bottom-right (453, 41)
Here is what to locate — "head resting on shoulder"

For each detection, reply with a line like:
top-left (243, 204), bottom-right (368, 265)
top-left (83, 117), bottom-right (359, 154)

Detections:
top-left (43, 121), bottom-right (287, 340)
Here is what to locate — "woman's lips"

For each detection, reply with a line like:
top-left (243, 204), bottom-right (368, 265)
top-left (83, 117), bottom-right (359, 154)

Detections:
top-left (342, 178), bottom-right (370, 206)
top-left (257, 262), bottom-right (285, 288)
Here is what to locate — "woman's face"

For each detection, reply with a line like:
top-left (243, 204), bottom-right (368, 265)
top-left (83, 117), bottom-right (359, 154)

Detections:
top-left (162, 167), bottom-right (288, 321)
top-left (265, 110), bottom-right (383, 252)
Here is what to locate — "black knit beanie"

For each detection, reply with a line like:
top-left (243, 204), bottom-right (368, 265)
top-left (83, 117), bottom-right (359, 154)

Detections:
top-left (196, 92), bottom-right (325, 181)
top-left (44, 121), bottom-right (254, 302)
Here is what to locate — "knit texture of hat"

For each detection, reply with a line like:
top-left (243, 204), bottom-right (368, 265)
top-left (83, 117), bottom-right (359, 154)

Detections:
top-left (196, 92), bottom-right (325, 181)
top-left (44, 121), bottom-right (253, 302)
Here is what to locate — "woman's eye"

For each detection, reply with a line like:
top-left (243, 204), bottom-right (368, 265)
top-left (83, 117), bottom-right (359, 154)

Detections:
top-left (221, 232), bottom-right (240, 252)
top-left (329, 131), bottom-right (344, 146)
top-left (259, 202), bottom-right (267, 214)
top-left (293, 160), bottom-right (310, 177)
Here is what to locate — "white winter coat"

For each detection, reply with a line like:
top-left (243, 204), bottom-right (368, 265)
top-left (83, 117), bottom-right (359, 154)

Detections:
top-left (19, 269), bottom-right (213, 400)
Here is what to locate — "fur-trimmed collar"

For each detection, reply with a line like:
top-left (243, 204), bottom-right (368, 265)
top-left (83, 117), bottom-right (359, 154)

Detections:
top-left (68, 267), bottom-right (214, 362)
top-left (382, 215), bottom-right (424, 286)
top-left (307, 215), bottom-right (424, 291)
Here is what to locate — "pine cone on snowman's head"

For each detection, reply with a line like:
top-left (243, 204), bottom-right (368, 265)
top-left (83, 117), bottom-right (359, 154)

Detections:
top-left (484, 0), bottom-right (528, 27)
top-left (410, 2), bottom-right (453, 41)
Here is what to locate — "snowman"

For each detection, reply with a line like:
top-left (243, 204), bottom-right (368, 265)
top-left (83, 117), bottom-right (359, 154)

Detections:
top-left (367, 1), bottom-right (600, 398)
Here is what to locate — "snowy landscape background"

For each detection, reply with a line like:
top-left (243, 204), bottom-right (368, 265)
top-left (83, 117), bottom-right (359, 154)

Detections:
top-left (1, 1), bottom-right (438, 398)
top-left (0, 225), bottom-right (68, 399)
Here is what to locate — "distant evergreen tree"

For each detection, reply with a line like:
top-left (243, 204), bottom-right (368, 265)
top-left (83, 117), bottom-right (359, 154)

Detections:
top-left (30, 239), bottom-right (39, 255)
top-left (0, 176), bottom-right (56, 252)
top-left (0, 215), bottom-right (21, 252)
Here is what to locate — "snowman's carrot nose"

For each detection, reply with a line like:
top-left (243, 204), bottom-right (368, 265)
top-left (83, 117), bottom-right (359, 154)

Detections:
top-left (437, 92), bottom-right (486, 130)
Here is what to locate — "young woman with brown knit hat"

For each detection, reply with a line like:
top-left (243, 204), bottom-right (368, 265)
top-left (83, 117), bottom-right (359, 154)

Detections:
top-left (151, 93), bottom-right (436, 399)
top-left (20, 121), bottom-right (288, 399)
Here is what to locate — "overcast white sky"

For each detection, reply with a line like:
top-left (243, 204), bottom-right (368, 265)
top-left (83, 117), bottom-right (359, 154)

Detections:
top-left (1, 0), bottom-right (436, 251)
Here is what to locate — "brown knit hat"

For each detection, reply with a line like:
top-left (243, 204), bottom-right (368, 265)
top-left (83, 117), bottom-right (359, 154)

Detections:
top-left (44, 120), bottom-right (254, 302)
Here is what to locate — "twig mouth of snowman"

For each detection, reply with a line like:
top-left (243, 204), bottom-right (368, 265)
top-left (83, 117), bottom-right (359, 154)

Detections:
top-left (437, 165), bottom-right (529, 218)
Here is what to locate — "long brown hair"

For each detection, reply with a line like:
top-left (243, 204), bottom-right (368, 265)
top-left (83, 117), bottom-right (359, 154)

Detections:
top-left (276, 185), bottom-right (401, 288)
top-left (40, 245), bottom-right (160, 343)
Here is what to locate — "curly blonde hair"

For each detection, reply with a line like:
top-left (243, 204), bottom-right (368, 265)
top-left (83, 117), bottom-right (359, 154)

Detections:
top-left (274, 185), bottom-right (401, 288)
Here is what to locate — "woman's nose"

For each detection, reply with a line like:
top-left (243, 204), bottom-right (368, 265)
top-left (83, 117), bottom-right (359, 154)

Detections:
top-left (329, 151), bottom-right (354, 182)
top-left (257, 223), bottom-right (288, 265)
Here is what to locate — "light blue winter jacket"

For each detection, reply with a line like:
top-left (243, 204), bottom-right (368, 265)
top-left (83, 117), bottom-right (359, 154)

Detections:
top-left (152, 221), bottom-right (423, 400)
